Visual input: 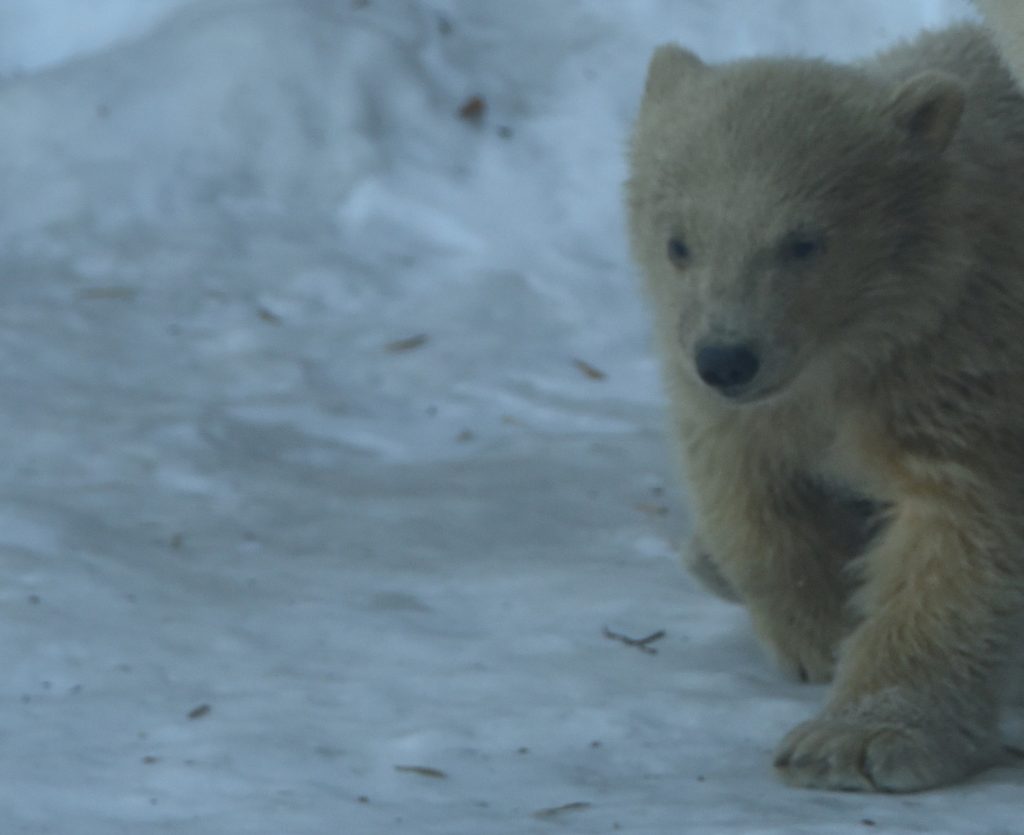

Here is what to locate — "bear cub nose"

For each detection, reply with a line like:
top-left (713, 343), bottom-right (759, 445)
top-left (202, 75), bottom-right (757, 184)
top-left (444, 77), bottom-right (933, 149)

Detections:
top-left (694, 343), bottom-right (760, 393)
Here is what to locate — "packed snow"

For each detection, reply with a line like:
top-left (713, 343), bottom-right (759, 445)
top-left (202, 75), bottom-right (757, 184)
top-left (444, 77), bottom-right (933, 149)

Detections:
top-left (5, 0), bottom-right (1023, 832)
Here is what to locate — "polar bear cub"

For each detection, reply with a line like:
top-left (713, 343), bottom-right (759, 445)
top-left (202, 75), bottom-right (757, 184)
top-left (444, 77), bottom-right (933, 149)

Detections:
top-left (628, 18), bottom-right (1024, 791)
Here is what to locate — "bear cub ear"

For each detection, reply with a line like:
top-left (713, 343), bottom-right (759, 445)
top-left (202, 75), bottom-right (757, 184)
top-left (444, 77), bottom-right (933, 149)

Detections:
top-left (886, 70), bottom-right (966, 152)
top-left (644, 43), bottom-right (706, 101)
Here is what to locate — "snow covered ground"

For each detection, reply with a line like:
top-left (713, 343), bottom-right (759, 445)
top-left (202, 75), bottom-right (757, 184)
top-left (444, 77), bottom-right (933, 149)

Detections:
top-left (6, 0), bottom-right (1024, 832)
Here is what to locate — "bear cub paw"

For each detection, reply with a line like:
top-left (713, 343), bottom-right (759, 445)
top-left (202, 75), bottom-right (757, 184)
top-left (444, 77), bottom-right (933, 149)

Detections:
top-left (773, 700), bottom-right (995, 792)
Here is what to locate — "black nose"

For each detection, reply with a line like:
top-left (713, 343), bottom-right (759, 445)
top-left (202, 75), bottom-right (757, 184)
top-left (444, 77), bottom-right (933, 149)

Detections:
top-left (694, 343), bottom-right (760, 392)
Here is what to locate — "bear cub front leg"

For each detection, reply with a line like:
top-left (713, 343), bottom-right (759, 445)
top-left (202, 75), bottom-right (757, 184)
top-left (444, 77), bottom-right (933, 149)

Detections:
top-left (691, 458), bottom-right (863, 683)
top-left (773, 500), bottom-right (1012, 791)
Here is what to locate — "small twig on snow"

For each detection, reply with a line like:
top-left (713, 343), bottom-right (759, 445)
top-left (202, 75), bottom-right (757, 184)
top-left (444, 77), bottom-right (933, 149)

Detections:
top-left (532, 801), bottom-right (592, 820)
top-left (601, 626), bottom-right (666, 655)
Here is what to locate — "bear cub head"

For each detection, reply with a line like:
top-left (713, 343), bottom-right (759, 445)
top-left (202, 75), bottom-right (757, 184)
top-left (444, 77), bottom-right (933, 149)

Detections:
top-left (627, 45), bottom-right (967, 405)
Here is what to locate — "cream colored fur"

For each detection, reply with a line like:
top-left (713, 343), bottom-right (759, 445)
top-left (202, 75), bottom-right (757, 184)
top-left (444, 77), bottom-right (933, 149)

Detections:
top-left (628, 19), bottom-right (1024, 792)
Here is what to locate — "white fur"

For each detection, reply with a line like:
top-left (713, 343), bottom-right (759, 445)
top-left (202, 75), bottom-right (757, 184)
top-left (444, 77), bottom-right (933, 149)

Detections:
top-left (628, 20), bottom-right (1024, 792)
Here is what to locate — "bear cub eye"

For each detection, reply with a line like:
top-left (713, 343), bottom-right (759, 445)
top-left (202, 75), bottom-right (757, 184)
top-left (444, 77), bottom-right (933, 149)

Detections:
top-left (667, 236), bottom-right (690, 265)
top-left (781, 231), bottom-right (826, 262)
